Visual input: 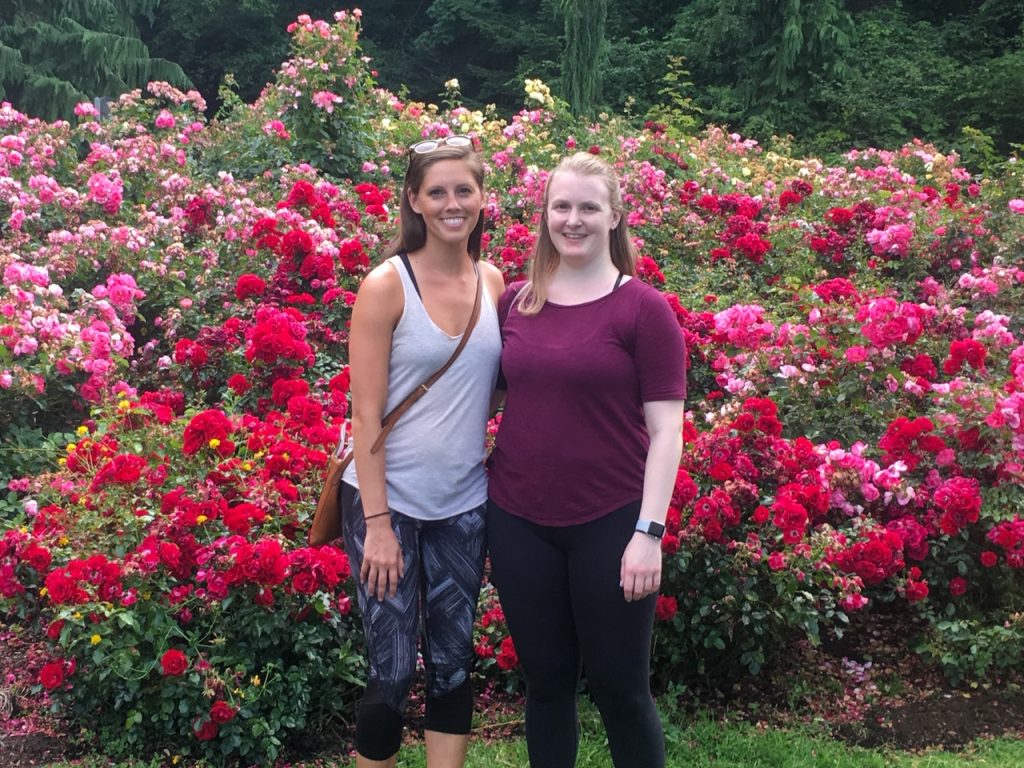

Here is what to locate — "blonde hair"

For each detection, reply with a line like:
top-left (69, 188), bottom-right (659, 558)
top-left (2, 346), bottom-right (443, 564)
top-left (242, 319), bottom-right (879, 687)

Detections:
top-left (517, 153), bottom-right (637, 315)
top-left (385, 142), bottom-right (485, 260)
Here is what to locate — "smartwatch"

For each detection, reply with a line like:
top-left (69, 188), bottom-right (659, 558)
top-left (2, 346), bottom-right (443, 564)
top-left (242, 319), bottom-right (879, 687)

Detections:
top-left (635, 519), bottom-right (665, 540)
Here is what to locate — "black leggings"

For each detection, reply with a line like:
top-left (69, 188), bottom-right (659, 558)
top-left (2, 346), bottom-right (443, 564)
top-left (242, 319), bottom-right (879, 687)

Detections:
top-left (487, 500), bottom-right (664, 768)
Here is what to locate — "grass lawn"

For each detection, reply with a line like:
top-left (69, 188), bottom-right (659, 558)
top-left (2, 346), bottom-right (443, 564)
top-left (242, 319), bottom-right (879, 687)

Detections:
top-left (39, 702), bottom-right (1024, 767)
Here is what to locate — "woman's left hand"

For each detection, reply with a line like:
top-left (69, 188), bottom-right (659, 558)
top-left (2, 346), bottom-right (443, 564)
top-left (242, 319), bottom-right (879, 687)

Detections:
top-left (620, 532), bottom-right (663, 602)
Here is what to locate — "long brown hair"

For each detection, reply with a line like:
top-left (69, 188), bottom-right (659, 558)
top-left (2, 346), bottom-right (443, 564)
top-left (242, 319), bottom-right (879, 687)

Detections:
top-left (518, 152), bottom-right (637, 314)
top-left (384, 142), bottom-right (485, 260)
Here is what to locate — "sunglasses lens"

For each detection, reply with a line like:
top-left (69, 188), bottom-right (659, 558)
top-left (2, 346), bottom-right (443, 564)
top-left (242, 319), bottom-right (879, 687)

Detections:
top-left (410, 135), bottom-right (473, 154)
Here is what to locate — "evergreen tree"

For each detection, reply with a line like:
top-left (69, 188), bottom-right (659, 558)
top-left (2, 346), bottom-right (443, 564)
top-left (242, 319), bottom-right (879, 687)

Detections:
top-left (747, 0), bottom-right (853, 105)
top-left (405, 0), bottom-right (560, 112)
top-left (558, 0), bottom-right (608, 116)
top-left (0, 0), bottom-right (190, 120)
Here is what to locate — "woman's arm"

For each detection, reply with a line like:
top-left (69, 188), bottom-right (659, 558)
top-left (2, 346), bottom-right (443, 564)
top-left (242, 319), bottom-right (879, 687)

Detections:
top-left (482, 261), bottom-right (509, 416)
top-left (619, 399), bottom-right (685, 602)
top-left (348, 263), bottom-right (405, 600)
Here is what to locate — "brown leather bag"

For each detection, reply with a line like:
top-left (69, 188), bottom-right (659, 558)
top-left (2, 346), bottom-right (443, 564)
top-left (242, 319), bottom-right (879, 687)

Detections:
top-left (307, 268), bottom-right (483, 546)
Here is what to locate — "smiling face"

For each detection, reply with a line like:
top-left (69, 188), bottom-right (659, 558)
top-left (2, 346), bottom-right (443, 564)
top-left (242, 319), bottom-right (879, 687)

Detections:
top-left (407, 158), bottom-right (484, 252)
top-left (545, 170), bottom-right (621, 267)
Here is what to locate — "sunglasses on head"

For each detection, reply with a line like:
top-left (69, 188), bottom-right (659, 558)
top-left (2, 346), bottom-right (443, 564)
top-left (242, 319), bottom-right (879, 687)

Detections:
top-left (409, 135), bottom-right (473, 154)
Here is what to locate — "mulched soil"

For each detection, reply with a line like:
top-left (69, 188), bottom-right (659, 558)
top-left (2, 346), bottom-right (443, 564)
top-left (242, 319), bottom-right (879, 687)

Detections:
top-left (4, 607), bottom-right (1024, 766)
top-left (710, 604), bottom-right (1024, 751)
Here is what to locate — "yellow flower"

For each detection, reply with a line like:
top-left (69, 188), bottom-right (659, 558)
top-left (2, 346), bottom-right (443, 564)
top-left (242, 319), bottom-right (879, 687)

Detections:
top-left (39, 587), bottom-right (48, 597)
top-left (90, 634), bottom-right (102, 645)
top-left (58, 458), bottom-right (67, 467)
top-left (58, 536), bottom-right (69, 546)
top-left (208, 438), bottom-right (221, 449)
top-left (196, 515), bottom-right (208, 524)
top-left (72, 611), bottom-right (83, 620)
top-left (171, 757), bottom-right (181, 765)
top-left (76, 425), bottom-right (89, 437)
top-left (117, 400), bottom-right (131, 411)
top-left (523, 78), bottom-right (555, 109)
top-left (66, 443), bottom-right (76, 453)
top-left (242, 462), bottom-right (253, 471)
top-left (250, 675), bottom-right (261, 687)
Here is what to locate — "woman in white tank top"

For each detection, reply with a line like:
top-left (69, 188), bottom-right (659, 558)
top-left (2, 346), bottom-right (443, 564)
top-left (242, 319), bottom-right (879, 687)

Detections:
top-left (340, 136), bottom-right (504, 768)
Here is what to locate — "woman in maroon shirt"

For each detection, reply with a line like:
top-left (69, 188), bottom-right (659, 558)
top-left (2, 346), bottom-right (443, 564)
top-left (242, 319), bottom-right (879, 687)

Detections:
top-left (487, 153), bottom-right (687, 767)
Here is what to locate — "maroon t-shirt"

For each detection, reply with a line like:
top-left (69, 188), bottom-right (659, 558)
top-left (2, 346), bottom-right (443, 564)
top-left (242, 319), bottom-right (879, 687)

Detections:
top-left (487, 279), bottom-right (687, 526)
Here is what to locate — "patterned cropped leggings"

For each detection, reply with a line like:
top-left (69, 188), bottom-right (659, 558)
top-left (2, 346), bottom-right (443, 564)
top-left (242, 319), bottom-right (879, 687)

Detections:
top-left (341, 483), bottom-right (486, 760)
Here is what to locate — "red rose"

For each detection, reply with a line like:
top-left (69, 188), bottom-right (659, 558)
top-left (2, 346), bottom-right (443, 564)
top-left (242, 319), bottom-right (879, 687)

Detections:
top-left (905, 579), bottom-right (929, 602)
top-left (980, 551), bottom-right (999, 568)
top-left (654, 595), bottom-right (678, 621)
top-left (708, 462), bottom-right (734, 481)
top-left (223, 506), bottom-right (252, 535)
top-left (40, 660), bottom-right (66, 689)
top-left (291, 571), bottom-right (318, 595)
top-left (475, 641), bottom-right (495, 659)
top-left (226, 374), bottom-right (250, 394)
top-left (660, 533), bottom-right (680, 556)
top-left (234, 274), bottom-right (267, 301)
top-left (182, 409), bottom-right (233, 456)
top-left (496, 637), bottom-right (518, 670)
top-left (194, 719), bottom-right (219, 741)
top-left (948, 576), bottom-right (968, 597)
top-left (210, 700), bottom-right (237, 724)
top-left (22, 544), bottom-right (52, 571)
top-left (160, 648), bottom-right (188, 676)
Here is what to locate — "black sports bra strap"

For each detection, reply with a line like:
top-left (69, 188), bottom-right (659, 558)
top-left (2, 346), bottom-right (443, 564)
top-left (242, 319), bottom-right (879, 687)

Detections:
top-left (613, 272), bottom-right (625, 290)
top-left (399, 252), bottom-right (422, 299)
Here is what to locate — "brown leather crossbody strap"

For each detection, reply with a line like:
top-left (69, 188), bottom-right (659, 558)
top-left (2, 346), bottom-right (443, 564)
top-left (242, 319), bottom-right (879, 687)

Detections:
top-left (369, 265), bottom-right (483, 454)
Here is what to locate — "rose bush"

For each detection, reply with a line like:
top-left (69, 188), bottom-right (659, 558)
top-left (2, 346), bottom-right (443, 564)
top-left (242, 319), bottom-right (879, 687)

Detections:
top-left (3, 7), bottom-right (1024, 762)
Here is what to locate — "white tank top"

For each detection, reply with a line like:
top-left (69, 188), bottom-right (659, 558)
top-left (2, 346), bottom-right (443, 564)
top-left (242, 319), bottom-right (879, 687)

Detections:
top-left (343, 255), bottom-right (501, 519)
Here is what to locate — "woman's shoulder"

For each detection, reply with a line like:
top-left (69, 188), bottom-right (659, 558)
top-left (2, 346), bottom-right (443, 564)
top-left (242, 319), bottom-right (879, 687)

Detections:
top-left (496, 279), bottom-right (528, 323)
top-left (500, 278), bottom-right (528, 300)
top-left (620, 277), bottom-right (671, 308)
top-left (355, 258), bottom-right (404, 313)
top-left (479, 260), bottom-right (506, 304)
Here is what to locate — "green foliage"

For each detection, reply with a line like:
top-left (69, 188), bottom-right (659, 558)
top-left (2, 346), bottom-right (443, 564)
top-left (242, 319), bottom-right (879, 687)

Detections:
top-left (654, 531), bottom-right (848, 689)
top-left (956, 126), bottom-right (1004, 176)
top-left (644, 54), bottom-right (702, 137)
top-left (197, 12), bottom-right (379, 181)
top-left (916, 615), bottom-right (1024, 686)
top-left (0, 425), bottom-right (74, 519)
top-left (48, 573), bottom-right (364, 762)
top-left (0, 0), bottom-right (191, 120)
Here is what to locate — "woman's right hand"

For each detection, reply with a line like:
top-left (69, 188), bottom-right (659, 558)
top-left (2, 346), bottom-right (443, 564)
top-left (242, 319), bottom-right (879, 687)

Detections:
top-left (360, 517), bottom-right (404, 600)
